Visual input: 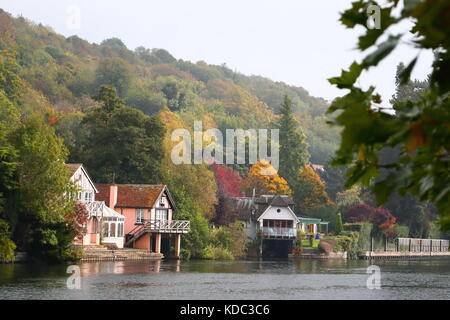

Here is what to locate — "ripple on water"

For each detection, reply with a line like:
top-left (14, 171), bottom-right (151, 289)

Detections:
top-left (0, 258), bottom-right (449, 300)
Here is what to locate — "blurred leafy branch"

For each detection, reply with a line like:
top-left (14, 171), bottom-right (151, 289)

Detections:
top-left (328, 0), bottom-right (450, 230)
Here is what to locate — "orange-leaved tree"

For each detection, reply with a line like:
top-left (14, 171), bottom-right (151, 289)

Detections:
top-left (295, 165), bottom-right (334, 212)
top-left (242, 160), bottom-right (292, 197)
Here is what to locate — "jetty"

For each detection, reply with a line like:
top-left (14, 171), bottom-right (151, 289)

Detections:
top-left (80, 246), bottom-right (163, 262)
top-left (359, 237), bottom-right (450, 260)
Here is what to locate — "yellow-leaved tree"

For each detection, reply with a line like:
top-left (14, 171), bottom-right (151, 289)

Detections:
top-left (242, 160), bottom-right (292, 197)
top-left (295, 165), bottom-right (334, 212)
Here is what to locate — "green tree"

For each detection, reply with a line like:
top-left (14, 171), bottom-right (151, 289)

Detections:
top-left (336, 212), bottom-right (343, 235)
top-left (95, 57), bottom-right (133, 97)
top-left (328, 0), bottom-right (450, 230)
top-left (336, 185), bottom-right (363, 213)
top-left (170, 186), bottom-right (210, 259)
top-left (277, 94), bottom-right (310, 185)
top-left (8, 115), bottom-right (77, 262)
top-left (81, 86), bottom-right (166, 184)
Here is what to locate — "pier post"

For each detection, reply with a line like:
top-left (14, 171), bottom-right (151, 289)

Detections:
top-left (155, 233), bottom-right (161, 254)
top-left (409, 239), bottom-right (411, 252)
top-left (175, 234), bottom-right (181, 258)
top-left (370, 237), bottom-right (374, 257)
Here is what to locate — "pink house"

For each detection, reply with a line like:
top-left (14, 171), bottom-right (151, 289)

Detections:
top-left (96, 184), bottom-right (190, 257)
top-left (66, 163), bottom-right (125, 248)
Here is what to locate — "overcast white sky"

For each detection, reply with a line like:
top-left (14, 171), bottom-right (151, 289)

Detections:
top-left (0, 0), bottom-right (433, 105)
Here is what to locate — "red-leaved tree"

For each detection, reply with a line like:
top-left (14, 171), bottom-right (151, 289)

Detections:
top-left (67, 201), bottom-right (89, 241)
top-left (344, 203), bottom-right (398, 238)
top-left (211, 163), bottom-right (243, 226)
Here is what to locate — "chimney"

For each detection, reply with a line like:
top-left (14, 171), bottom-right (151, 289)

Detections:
top-left (109, 185), bottom-right (118, 209)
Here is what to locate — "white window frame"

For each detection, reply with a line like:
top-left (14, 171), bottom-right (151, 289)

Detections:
top-left (136, 209), bottom-right (145, 224)
top-left (156, 209), bottom-right (168, 221)
top-left (84, 192), bottom-right (93, 202)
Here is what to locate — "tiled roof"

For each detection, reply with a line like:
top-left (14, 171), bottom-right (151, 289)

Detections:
top-left (65, 163), bottom-right (82, 176)
top-left (96, 184), bottom-right (166, 208)
top-left (235, 195), bottom-right (295, 220)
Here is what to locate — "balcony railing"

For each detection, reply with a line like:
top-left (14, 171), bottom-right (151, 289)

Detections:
top-left (262, 227), bottom-right (296, 239)
top-left (140, 219), bottom-right (190, 234)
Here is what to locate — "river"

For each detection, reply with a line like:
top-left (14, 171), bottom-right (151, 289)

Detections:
top-left (0, 258), bottom-right (449, 300)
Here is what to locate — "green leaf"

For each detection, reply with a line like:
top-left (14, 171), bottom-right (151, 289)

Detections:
top-left (362, 35), bottom-right (400, 68)
top-left (340, 1), bottom-right (366, 28)
top-left (372, 179), bottom-right (396, 205)
top-left (358, 7), bottom-right (399, 50)
top-left (358, 29), bottom-right (383, 50)
top-left (328, 62), bottom-right (363, 89)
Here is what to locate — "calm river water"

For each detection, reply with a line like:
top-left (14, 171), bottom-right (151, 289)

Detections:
top-left (0, 258), bottom-right (449, 300)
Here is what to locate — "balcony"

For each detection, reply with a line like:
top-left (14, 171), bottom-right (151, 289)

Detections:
top-left (139, 219), bottom-right (190, 234)
top-left (262, 227), bottom-right (296, 239)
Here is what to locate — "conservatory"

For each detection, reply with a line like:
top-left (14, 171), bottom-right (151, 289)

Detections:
top-left (101, 206), bottom-right (125, 248)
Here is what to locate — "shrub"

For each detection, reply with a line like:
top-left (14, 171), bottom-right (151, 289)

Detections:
top-left (0, 220), bottom-right (16, 263)
top-left (202, 245), bottom-right (234, 260)
top-left (296, 229), bottom-right (305, 248)
top-left (394, 225), bottom-right (409, 238)
top-left (227, 221), bottom-right (247, 258)
top-left (343, 222), bottom-right (365, 232)
top-left (210, 227), bottom-right (232, 249)
top-left (334, 236), bottom-right (353, 252)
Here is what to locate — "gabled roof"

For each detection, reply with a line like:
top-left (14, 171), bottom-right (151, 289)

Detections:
top-left (96, 184), bottom-right (176, 210)
top-left (65, 163), bottom-right (82, 175)
top-left (235, 195), bottom-right (295, 220)
top-left (65, 163), bottom-right (98, 193)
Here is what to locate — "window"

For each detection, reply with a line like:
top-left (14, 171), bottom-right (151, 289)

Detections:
top-left (102, 223), bottom-right (109, 238)
top-left (77, 192), bottom-right (82, 201)
top-left (85, 192), bottom-right (92, 202)
top-left (110, 223), bottom-right (116, 237)
top-left (136, 209), bottom-right (144, 224)
top-left (160, 195), bottom-right (167, 207)
top-left (156, 209), bottom-right (168, 221)
top-left (118, 224), bottom-right (123, 237)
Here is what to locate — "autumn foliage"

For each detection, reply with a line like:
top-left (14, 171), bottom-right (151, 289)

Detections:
top-left (242, 160), bottom-right (292, 197)
top-left (66, 201), bottom-right (89, 241)
top-left (211, 163), bottom-right (242, 197)
top-left (295, 165), bottom-right (334, 211)
top-left (211, 163), bottom-right (243, 226)
top-left (344, 203), bottom-right (397, 238)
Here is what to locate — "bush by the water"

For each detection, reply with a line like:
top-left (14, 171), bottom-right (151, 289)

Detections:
top-left (202, 245), bottom-right (234, 260)
top-left (0, 220), bottom-right (16, 263)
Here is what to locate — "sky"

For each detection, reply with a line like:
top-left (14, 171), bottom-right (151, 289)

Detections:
top-left (0, 0), bottom-right (434, 105)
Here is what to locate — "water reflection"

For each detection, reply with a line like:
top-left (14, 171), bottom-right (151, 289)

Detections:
top-left (80, 259), bottom-right (184, 277)
top-left (0, 258), bottom-right (449, 300)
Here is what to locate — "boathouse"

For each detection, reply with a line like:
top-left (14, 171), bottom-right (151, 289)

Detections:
top-left (237, 194), bottom-right (328, 258)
